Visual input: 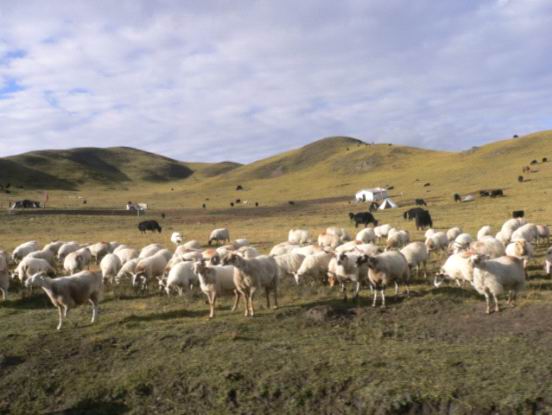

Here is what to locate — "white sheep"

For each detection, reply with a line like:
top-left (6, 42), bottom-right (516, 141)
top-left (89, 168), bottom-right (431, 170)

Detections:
top-left (536, 225), bottom-right (550, 245)
top-left (511, 223), bottom-right (538, 244)
top-left (100, 253), bottom-right (122, 284)
top-left (26, 249), bottom-right (56, 266)
top-left (293, 244), bottom-right (325, 256)
top-left (326, 227), bottom-right (351, 242)
top-left (12, 240), bottom-right (40, 263)
top-left (470, 236), bottom-right (505, 259)
top-left (132, 249), bottom-right (171, 290)
top-left (171, 232), bottom-right (183, 246)
top-left (386, 229), bottom-right (410, 250)
top-left (505, 239), bottom-right (534, 268)
top-left (545, 247), bottom-right (552, 276)
top-left (273, 253), bottom-right (305, 281)
top-left (237, 246), bottom-right (259, 259)
top-left (14, 257), bottom-right (56, 283)
top-left (233, 239), bottom-right (250, 248)
top-left (181, 240), bottom-right (202, 250)
top-left (498, 218), bottom-right (524, 243)
top-left (329, 253), bottom-right (366, 299)
top-left (163, 261), bottom-right (199, 296)
top-left (293, 252), bottom-right (333, 284)
top-left (113, 244), bottom-right (130, 253)
top-left (425, 232), bottom-right (448, 255)
top-left (88, 242), bottom-right (111, 264)
top-left (450, 233), bottom-right (473, 253)
top-left (43, 241), bottom-right (65, 255)
top-left (222, 253), bottom-right (279, 316)
top-left (269, 242), bottom-right (297, 256)
top-left (208, 228), bottom-right (230, 246)
top-left (400, 242), bottom-right (429, 278)
top-left (75, 247), bottom-right (92, 269)
top-left (63, 251), bottom-right (86, 274)
top-left (317, 233), bottom-right (341, 249)
top-left (115, 258), bottom-right (139, 285)
top-left (469, 255), bottom-right (525, 314)
top-left (288, 229), bottom-right (310, 244)
top-left (424, 228), bottom-right (436, 239)
top-left (139, 243), bottom-right (164, 259)
top-left (201, 248), bottom-right (223, 266)
top-left (109, 242), bottom-right (123, 252)
top-left (477, 225), bottom-right (492, 241)
top-left (192, 261), bottom-right (238, 319)
top-left (356, 227), bottom-right (376, 243)
top-left (216, 244), bottom-right (235, 257)
top-left (335, 240), bottom-right (362, 254)
top-left (353, 243), bottom-right (380, 257)
top-left (374, 224), bottom-right (393, 240)
top-left (57, 241), bottom-right (81, 261)
top-left (114, 248), bottom-right (139, 265)
top-left (0, 251), bottom-right (9, 300)
top-left (433, 252), bottom-right (473, 287)
top-left (446, 227), bottom-right (462, 242)
top-left (25, 271), bottom-right (102, 330)
top-left (357, 251), bottom-right (410, 307)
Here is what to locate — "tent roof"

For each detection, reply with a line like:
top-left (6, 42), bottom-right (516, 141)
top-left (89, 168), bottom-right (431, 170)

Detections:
top-left (378, 198), bottom-right (398, 209)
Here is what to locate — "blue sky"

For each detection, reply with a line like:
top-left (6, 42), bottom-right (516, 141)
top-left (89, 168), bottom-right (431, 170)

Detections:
top-left (0, 0), bottom-right (551, 163)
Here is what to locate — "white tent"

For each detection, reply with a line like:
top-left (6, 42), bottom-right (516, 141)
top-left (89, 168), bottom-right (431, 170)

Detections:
top-left (355, 188), bottom-right (388, 202)
top-left (378, 198), bottom-right (398, 210)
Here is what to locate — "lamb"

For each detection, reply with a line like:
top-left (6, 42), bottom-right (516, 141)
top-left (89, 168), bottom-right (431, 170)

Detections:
top-left (162, 261), bottom-right (199, 296)
top-left (357, 251), bottom-right (410, 307)
top-left (470, 236), bottom-right (505, 259)
top-left (400, 242), bottom-right (429, 278)
top-left (536, 225), bottom-right (550, 245)
top-left (57, 241), bottom-right (81, 261)
top-left (171, 232), bottom-right (183, 246)
top-left (115, 258), bottom-right (139, 285)
top-left (505, 239), bottom-right (534, 268)
top-left (114, 248), bottom-right (139, 265)
top-left (139, 243), bottom-right (164, 259)
top-left (273, 253), bottom-right (305, 281)
top-left (326, 227), bottom-right (351, 242)
top-left (269, 242), bottom-right (297, 256)
top-left (192, 260), bottom-right (238, 319)
top-left (208, 228), bottom-right (230, 246)
top-left (100, 253), bottom-right (122, 284)
top-left (14, 256), bottom-right (56, 283)
top-left (317, 233), bottom-right (341, 249)
top-left (222, 253), bottom-right (279, 316)
top-left (43, 241), bottom-right (65, 255)
top-left (511, 223), bottom-right (538, 244)
top-left (446, 227), bottom-right (462, 242)
top-left (386, 229), bottom-right (410, 250)
top-left (328, 253), bottom-right (366, 300)
top-left (468, 254), bottom-right (525, 314)
top-left (477, 226), bottom-right (492, 241)
top-left (26, 249), bottom-right (56, 266)
top-left (132, 249), bottom-right (172, 290)
top-left (433, 252), bottom-right (474, 287)
top-left (288, 229), bottom-right (310, 245)
top-left (0, 251), bottom-right (9, 300)
top-left (88, 242), bottom-right (111, 264)
top-left (355, 227), bottom-right (376, 243)
top-left (374, 224), bottom-right (393, 240)
top-left (25, 271), bottom-right (102, 330)
top-left (425, 232), bottom-right (448, 255)
top-left (293, 252), bottom-right (333, 284)
top-left (12, 240), bottom-right (40, 263)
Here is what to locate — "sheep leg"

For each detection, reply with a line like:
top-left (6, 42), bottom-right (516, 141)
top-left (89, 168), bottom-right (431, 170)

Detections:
top-left (265, 289), bottom-right (270, 309)
top-left (57, 306), bottom-right (64, 330)
top-left (177, 287), bottom-right (183, 296)
top-left (354, 281), bottom-right (360, 299)
top-left (380, 289), bottom-right (386, 307)
top-left (394, 282), bottom-right (399, 295)
top-left (372, 289), bottom-right (378, 307)
top-left (493, 293), bottom-right (500, 313)
top-left (248, 293), bottom-right (255, 317)
top-left (208, 293), bottom-right (216, 319)
top-left (89, 299), bottom-right (98, 324)
top-left (484, 292), bottom-right (491, 314)
top-left (0, 288), bottom-right (5, 301)
top-left (272, 286), bottom-right (279, 309)
top-left (231, 290), bottom-right (240, 312)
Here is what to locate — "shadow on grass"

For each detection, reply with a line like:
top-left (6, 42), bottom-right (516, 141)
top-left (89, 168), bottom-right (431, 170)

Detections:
top-left (47, 399), bottom-right (128, 415)
top-left (2, 293), bottom-right (51, 310)
top-left (118, 308), bottom-right (206, 323)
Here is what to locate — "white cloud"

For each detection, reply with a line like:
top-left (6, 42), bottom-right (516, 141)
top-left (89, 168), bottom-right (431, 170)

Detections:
top-left (0, 0), bottom-right (551, 162)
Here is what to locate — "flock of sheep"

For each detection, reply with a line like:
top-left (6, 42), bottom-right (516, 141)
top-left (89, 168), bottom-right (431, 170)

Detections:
top-left (1, 218), bottom-right (551, 330)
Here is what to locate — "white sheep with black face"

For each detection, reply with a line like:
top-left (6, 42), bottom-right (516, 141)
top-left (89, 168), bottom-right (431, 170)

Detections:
top-left (433, 252), bottom-right (473, 288)
top-left (171, 232), bottom-right (183, 246)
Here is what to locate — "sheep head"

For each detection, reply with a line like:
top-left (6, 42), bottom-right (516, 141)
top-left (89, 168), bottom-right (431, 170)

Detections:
top-left (25, 272), bottom-right (46, 288)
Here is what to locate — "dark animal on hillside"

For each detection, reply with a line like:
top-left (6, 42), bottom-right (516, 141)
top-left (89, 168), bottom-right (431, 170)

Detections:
top-left (522, 166), bottom-right (531, 173)
top-left (387, 186), bottom-right (394, 190)
top-left (161, 213), bottom-right (166, 219)
top-left (513, 134), bottom-right (518, 138)
top-left (288, 201), bottom-right (295, 205)
top-left (235, 199), bottom-right (241, 204)
top-left (236, 185), bottom-right (243, 191)
top-left (518, 176), bottom-right (524, 183)
top-left (480, 190), bottom-right (490, 197)
top-left (423, 183), bottom-right (431, 187)
top-left (202, 204), bottom-right (206, 209)
top-left (453, 193), bottom-right (461, 202)
top-left (512, 210), bottom-right (525, 218)
top-left (348, 212), bottom-right (355, 222)
top-left (490, 189), bottom-right (504, 198)
top-left (415, 210), bottom-right (433, 230)
top-left (11, 199), bottom-right (41, 209)
top-left (350, 212), bottom-right (378, 228)
top-left (403, 207), bottom-right (426, 221)
top-left (543, 157), bottom-right (548, 163)
top-left (369, 202), bottom-right (378, 212)
top-left (230, 202), bottom-right (234, 207)
top-left (530, 160), bottom-right (538, 165)
top-left (82, 200), bottom-right (87, 204)
top-left (415, 198), bottom-right (427, 206)
top-left (138, 220), bottom-right (162, 233)
top-left (255, 202), bottom-right (259, 207)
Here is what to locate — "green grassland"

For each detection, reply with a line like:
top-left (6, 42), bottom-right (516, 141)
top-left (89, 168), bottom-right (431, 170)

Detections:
top-left (1, 131), bottom-right (552, 413)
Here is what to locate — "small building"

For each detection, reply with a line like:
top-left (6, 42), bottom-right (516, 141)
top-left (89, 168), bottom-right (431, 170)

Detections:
top-left (355, 188), bottom-right (388, 202)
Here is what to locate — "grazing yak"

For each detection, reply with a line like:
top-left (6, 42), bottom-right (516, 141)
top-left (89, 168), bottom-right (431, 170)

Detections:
top-left (348, 212), bottom-right (378, 228)
top-left (415, 198), bottom-right (427, 206)
top-left (414, 210), bottom-right (433, 230)
top-left (403, 207), bottom-right (426, 221)
top-left (138, 220), bottom-right (162, 234)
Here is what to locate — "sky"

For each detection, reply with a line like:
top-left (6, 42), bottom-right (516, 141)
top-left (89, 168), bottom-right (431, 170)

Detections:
top-left (0, 0), bottom-right (551, 163)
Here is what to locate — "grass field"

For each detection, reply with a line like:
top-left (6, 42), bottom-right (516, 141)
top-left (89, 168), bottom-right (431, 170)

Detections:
top-left (2, 132), bottom-right (552, 413)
